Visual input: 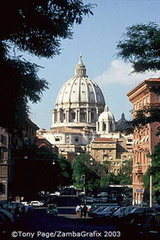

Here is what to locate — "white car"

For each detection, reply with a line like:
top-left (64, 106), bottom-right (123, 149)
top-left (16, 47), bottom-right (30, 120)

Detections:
top-left (29, 201), bottom-right (44, 207)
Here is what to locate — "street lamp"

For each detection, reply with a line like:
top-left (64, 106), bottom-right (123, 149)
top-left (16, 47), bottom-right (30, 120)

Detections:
top-left (149, 158), bottom-right (153, 207)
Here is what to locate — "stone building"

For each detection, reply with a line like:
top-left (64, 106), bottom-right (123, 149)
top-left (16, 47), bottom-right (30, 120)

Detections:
top-left (127, 78), bottom-right (160, 204)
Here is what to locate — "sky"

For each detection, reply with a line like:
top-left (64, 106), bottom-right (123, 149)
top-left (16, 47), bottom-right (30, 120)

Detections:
top-left (25, 0), bottom-right (160, 130)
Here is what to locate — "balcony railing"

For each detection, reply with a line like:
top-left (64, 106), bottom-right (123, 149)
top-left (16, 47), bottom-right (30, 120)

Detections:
top-left (134, 164), bottom-right (143, 174)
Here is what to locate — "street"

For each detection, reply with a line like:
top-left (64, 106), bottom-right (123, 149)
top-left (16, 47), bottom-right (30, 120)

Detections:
top-left (11, 206), bottom-right (121, 240)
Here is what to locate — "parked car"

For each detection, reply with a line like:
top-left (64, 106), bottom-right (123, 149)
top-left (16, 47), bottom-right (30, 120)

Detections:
top-left (0, 210), bottom-right (14, 237)
top-left (140, 212), bottom-right (160, 239)
top-left (88, 205), bottom-right (111, 218)
top-left (29, 201), bottom-right (44, 207)
top-left (97, 192), bottom-right (108, 197)
top-left (46, 204), bottom-right (58, 216)
top-left (82, 196), bottom-right (94, 203)
top-left (119, 212), bottom-right (160, 239)
top-left (112, 206), bottom-right (137, 218)
top-left (93, 205), bottom-right (120, 218)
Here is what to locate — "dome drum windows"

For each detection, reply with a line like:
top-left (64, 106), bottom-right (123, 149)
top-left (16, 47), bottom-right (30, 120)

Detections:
top-left (70, 110), bottom-right (76, 122)
top-left (91, 111), bottom-right (95, 122)
top-left (80, 109), bottom-right (86, 122)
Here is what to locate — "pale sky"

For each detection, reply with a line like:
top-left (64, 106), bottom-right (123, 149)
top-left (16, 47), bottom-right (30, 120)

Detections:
top-left (25, 0), bottom-right (160, 130)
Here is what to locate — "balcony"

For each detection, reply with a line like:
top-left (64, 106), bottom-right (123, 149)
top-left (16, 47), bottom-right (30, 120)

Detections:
top-left (134, 164), bottom-right (143, 174)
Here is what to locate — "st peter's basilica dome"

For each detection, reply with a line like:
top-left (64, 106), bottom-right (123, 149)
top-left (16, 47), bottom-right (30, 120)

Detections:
top-left (51, 56), bottom-right (105, 130)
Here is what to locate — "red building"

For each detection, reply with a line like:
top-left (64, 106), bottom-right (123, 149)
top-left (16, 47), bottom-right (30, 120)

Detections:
top-left (127, 78), bottom-right (160, 204)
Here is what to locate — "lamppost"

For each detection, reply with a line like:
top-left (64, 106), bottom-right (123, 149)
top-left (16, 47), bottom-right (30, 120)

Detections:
top-left (149, 157), bottom-right (153, 207)
top-left (80, 157), bottom-right (93, 195)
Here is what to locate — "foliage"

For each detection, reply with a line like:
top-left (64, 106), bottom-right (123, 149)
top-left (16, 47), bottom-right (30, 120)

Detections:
top-left (143, 142), bottom-right (160, 202)
top-left (117, 22), bottom-right (160, 73)
top-left (0, 0), bottom-right (94, 133)
top-left (100, 172), bottom-right (114, 188)
top-left (72, 154), bottom-right (100, 190)
top-left (122, 105), bottom-right (160, 134)
top-left (56, 155), bottom-right (73, 187)
top-left (113, 159), bottom-right (132, 185)
top-left (72, 154), bottom-right (115, 191)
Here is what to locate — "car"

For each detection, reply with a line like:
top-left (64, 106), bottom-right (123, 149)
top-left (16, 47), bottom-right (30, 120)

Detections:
top-left (119, 212), bottom-right (160, 239)
top-left (82, 196), bottom-right (94, 203)
top-left (29, 201), bottom-right (44, 207)
top-left (93, 205), bottom-right (120, 218)
top-left (112, 206), bottom-right (137, 218)
top-left (97, 192), bottom-right (109, 197)
top-left (0, 210), bottom-right (14, 237)
top-left (140, 212), bottom-right (160, 239)
top-left (88, 205), bottom-right (111, 218)
top-left (46, 204), bottom-right (58, 216)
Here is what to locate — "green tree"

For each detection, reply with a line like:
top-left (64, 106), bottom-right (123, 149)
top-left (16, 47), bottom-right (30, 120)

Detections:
top-left (113, 159), bottom-right (132, 185)
top-left (117, 22), bottom-right (160, 73)
top-left (116, 22), bottom-right (160, 133)
top-left (72, 154), bottom-right (113, 192)
top-left (57, 155), bottom-right (73, 188)
top-left (0, 0), bottom-right (94, 133)
top-left (143, 142), bottom-right (160, 203)
top-left (72, 154), bottom-right (101, 191)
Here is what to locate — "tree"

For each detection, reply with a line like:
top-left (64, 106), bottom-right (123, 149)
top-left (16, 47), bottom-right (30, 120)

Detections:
top-left (72, 154), bottom-right (113, 192)
top-left (117, 22), bottom-right (160, 73)
top-left (116, 22), bottom-right (160, 133)
top-left (113, 159), bottom-right (132, 185)
top-left (72, 154), bottom-right (102, 191)
top-left (0, 0), bottom-right (94, 133)
top-left (143, 142), bottom-right (160, 203)
top-left (13, 144), bottom-right (72, 197)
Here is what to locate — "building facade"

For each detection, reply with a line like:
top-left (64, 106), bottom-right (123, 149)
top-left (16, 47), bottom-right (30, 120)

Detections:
top-left (127, 78), bottom-right (160, 204)
top-left (0, 127), bottom-right (12, 200)
top-left (0, 119), bottom-right (39, 200)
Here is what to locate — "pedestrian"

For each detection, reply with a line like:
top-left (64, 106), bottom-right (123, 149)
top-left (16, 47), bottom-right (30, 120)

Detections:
top-left (80, 204), bottom-right (88, 218)
top-left (75, 204), bottom-right (81, 217)
top-left (82, 204), bottom-right (88, 218)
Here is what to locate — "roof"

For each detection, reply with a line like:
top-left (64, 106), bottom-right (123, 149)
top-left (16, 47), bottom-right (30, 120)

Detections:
top-left (49, 126), bottom-right (84, 134)
top-left (127, 78), bottom-right (160, 97)
top-left (55, 56), bottom-right (105, 107)
top-left (93, 138), bottom-right (114, 142)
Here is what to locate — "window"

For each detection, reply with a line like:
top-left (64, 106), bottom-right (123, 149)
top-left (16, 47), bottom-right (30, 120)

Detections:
top-left (157, 93), bottom-right (160, 101)
top-left (55, 138), bottom-right (60, 142)
top-left (0, 134), bottom-right (6, 145)
top-left (81, 111), bottom-right (86, 120)
top-left (71, 112), bottom-right (75, 120)
top-left (0, 183), bottom-right (5, 194)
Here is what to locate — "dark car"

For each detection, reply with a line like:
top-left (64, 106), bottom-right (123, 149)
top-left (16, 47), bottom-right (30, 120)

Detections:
top-left (0, 209), bottom-right (14, 238)
top-left (119, 211), bottom-right (160, 239)
top-left (140, 212), bottom-right (160, 239)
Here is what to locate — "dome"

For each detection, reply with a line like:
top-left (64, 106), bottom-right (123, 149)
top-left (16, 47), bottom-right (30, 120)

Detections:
top-left (55, 56), bottom-right (105, 107)
top-left (97, 105), bottom-right (116, 133)
top-left (52, 56), bottom-right (105, 130)
top-left (116, 113), bottom-right (128, 132)
top-left (98, 105), bottom-right (115, 122)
